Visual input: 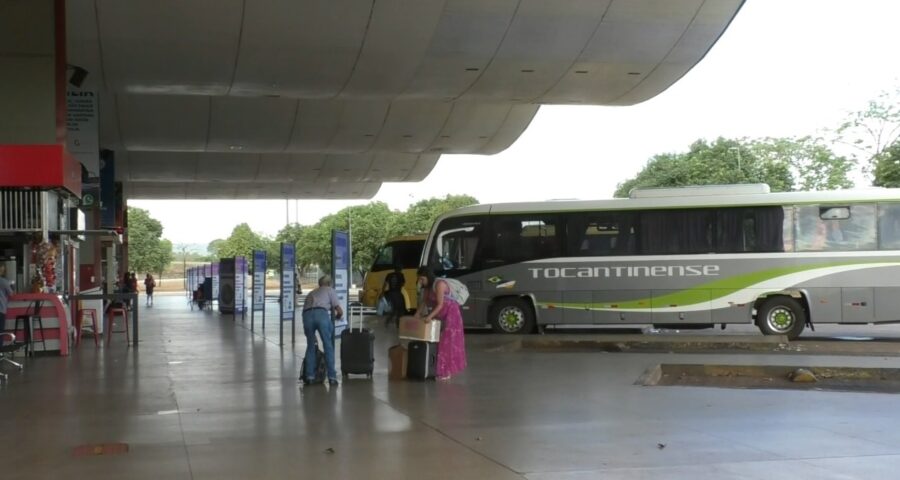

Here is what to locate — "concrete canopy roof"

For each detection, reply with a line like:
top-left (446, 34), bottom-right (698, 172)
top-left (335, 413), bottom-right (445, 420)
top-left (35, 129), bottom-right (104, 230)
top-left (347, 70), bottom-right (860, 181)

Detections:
top-left (66, 0), bottom-right (744, 199)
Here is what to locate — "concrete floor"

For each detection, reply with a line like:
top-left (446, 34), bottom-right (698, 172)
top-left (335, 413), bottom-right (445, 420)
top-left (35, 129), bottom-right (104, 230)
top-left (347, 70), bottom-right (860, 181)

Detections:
top-left (2, 294), bottom-right (900, 479)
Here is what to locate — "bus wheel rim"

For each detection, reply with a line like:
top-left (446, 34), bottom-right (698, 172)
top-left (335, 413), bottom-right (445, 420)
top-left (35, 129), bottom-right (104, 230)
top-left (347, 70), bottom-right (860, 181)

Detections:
top-left (766, 306), bottom-right (795, 333)
top-left (498, 306), bottom-right (525, 332)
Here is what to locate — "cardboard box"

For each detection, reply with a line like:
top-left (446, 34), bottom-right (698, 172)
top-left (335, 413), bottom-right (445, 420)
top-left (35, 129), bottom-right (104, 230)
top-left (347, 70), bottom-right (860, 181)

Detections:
top-left (388, 344), bottom-right (407, 380)
top-left (398, 316), bottom-right (441, 342)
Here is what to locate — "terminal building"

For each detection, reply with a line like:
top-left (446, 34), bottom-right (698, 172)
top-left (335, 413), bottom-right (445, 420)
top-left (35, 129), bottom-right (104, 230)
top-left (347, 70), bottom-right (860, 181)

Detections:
top-left (16, 3), bottom-right (899, 479)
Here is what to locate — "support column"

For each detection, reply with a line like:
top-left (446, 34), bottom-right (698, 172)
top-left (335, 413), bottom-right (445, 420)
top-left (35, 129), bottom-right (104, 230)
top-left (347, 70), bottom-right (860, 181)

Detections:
top-left (0, 0), bottom-right (80, 196)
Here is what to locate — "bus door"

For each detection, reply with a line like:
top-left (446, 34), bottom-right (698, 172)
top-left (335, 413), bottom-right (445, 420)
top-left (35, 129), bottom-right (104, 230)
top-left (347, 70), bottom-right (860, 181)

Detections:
top-left (431, 216), bottom-right (487, 326)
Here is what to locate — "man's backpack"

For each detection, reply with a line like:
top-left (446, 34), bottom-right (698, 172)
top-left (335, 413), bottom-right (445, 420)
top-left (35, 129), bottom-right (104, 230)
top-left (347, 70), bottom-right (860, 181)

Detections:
top-left (438, 277), bottom-right (469, 305)
top-left (300, 348), bottom-right (327, 384)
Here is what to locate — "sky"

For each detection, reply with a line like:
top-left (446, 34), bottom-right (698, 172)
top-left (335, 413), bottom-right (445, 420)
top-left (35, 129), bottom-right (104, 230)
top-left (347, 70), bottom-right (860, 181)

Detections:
top-left (131, 0), bottom-right (900, 249)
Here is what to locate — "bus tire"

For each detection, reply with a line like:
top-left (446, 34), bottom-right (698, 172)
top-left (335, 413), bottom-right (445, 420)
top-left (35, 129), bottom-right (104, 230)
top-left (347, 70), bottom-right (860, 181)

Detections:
top-left (490, 298), bottom-right (535, 334)
top-left (756, 296), bottom-right (806, 340)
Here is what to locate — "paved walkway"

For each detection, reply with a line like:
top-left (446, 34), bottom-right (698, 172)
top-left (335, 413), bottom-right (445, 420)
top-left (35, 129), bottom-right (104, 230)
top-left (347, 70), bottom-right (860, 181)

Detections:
top-left (2, 295), bottom-right (900, 479)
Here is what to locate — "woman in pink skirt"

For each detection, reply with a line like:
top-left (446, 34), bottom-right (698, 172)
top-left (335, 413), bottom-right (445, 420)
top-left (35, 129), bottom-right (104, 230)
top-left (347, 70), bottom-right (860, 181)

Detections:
top-left (416, 267), bottom-right (467, 380)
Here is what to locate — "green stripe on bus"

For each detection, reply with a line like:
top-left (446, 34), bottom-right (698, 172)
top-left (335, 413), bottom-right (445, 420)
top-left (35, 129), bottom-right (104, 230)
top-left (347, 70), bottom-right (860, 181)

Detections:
top-left (537, 260), bottom-right (900, 310)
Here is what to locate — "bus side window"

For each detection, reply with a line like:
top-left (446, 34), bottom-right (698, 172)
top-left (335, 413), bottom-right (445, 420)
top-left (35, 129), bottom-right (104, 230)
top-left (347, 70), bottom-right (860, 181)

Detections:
top-left (796, 206), bottom-right (831, 251)
top-left (564, 212), bottom-right (636, 256)
top-left (796, 205), bottom-right (876, 251)
top-left (879, 203), bottom-right (900, 249)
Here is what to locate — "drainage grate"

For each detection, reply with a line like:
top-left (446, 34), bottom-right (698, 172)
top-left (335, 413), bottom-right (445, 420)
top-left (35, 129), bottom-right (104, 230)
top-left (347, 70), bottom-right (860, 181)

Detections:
top-left (72, 443), bottom-right (130, 457)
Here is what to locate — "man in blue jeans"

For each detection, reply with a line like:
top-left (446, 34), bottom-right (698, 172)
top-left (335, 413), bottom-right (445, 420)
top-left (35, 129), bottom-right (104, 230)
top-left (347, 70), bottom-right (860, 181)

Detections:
top-left (302, 275), bottom-right (344, 385)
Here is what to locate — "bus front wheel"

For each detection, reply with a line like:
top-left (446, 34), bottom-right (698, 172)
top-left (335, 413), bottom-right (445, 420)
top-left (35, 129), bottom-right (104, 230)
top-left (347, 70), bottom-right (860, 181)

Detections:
top-left (756, 296), bottom-right (806, 340)
top-left (490, 298), bottom-right (535, 334)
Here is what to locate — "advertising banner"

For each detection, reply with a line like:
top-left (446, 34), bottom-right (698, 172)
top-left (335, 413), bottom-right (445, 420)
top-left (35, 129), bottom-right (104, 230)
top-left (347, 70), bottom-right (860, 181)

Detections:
top-left (99, 151), bottom-right (116, 228)
top-left (281, 244), bottom-right (295, 321)
top-left (212, 262), bottom-right (220, 303)
top-left (235, 256), bottom-right (246, 314)
top-left (218, 258), bottom-right (235, 314)
top-left (252, 251), bottom-right (266, 312)
top-left (332, 230), bottom-right (350, 337)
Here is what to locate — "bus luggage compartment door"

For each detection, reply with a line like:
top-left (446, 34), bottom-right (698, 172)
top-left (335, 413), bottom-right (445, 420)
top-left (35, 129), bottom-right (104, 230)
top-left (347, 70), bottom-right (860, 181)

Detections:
top-left (842, 287), bottom-right (874, 323)
top-left (650, 290), bottom-right (711, 324)
top-left (593, 290), bottom-right (652, 324)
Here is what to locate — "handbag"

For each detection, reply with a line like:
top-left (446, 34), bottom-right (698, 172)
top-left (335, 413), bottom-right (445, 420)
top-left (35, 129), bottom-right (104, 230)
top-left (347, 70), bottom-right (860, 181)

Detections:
top-left (376, 295), bottom-right (392, 315)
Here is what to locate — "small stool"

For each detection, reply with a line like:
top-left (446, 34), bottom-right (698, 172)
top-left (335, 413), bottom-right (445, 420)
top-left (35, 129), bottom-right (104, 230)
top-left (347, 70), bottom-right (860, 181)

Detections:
top-left (14, 313), bottom-right (46, 356)
top-left (106, 307), bottom-right (130, 346)
top-left (76, 309), bottom-right (100, 347)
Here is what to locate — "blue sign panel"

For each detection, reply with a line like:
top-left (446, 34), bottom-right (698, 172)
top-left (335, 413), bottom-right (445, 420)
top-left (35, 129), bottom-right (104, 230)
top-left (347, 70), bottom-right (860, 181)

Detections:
top-left (99, 150), bottom-right (116, 228)
top-left (332, 230), bottom-right (350, 336)
top-left (252, 250), bottom-right (266, 312)
top-left (281, 244), bottom-right (295, 321)
top-left (235, 256), bottom-right (246, 313)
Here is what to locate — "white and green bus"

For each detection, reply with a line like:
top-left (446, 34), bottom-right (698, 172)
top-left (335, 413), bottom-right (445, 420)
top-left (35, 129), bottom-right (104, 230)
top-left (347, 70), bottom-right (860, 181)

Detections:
top-left (422, 184), bottom-right (900, 339)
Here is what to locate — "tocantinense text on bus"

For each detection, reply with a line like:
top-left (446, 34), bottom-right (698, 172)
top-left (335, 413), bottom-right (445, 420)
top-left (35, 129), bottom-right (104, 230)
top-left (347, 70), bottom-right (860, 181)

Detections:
top-left (528, 265), bottom-right (721, 279)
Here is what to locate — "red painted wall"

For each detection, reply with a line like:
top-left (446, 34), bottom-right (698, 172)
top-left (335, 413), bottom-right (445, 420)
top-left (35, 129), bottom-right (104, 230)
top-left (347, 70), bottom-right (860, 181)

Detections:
top-left (0, 145), bottom-right (81, 196)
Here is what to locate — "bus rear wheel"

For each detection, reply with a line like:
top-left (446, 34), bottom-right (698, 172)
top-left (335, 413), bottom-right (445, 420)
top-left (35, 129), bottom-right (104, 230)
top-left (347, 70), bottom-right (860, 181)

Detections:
top-left (490, 298), bottom-right (535, 334)
top-left (756, 296), bottom-right (806, 340)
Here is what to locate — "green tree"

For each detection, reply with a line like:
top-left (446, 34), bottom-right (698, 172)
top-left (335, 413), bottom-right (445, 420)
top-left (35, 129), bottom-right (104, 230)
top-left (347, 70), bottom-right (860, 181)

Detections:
top-left (614, 137), bottom-right (854, 197)
top-left (747, 136), bottom-right (854, 191)
top-left (207, 239), bottom-right (225, 259)
top-left (273, 223), bottom-right (306, 273)
top-left (395, 194), bottom-right (478, 234)
top-left (291, 196), bottom-right (479, 278)
top-left (127, 207), bottom-right (174, 275)
top-left (296, 222), bottom-right (328, 274)
top-left (296, 202), bottom-right (400, 278)
top-left (217, 223), bottom-right (269, 260)
top-left (275, 223), bottom-right (306, 246)
top-left (834, 87), bottom-right (900, 177)
top-left (873, 142), bottom-right (900, 188)
top-left (614, 138), bottom-right (793, 197)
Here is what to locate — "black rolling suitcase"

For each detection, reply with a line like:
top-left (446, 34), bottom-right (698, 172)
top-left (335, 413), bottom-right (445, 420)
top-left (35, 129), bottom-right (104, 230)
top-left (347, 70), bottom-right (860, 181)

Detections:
top-left (340, 306), bottom-right (375, 378)
top-left (407, 340), bottom-right (437, 380)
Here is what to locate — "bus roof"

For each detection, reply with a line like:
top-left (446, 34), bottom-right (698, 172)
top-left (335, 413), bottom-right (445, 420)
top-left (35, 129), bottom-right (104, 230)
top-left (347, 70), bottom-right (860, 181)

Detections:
top-left (435, 187), bottom-right (900, 222)
top-left (383, 235), bottom-right (427, 243)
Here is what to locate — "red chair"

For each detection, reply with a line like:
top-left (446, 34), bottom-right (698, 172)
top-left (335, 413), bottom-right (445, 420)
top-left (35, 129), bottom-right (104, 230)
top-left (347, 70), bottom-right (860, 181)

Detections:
top-left (75, 309), bottom-right (100, 347)
top-left (106, 307), bottom-right (130, 346)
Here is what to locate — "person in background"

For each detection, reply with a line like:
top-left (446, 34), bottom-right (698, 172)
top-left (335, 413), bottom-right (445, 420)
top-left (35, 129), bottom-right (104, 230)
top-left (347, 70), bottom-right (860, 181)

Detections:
top-left (120, 272), bottom-right (133, 309)
top-left (0, 264), bottom-right (14, 330)
top-left (301, 275), bottom-right (344, 386)
top-left (382, 263), bottom-right (405, 328)
top-left (193, 279), bottom-right (206, 310)
top-left (144, 273), bottom-right (156, 307)
top-left (416, 266), bottom-right (467, 381)
top-left (129, 272), bottom-right (139, 296)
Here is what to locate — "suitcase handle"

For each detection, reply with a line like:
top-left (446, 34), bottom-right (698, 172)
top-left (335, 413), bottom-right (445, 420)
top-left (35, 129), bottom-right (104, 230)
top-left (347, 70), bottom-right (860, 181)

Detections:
top-left (348, 303), bottom-right (364, 332)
